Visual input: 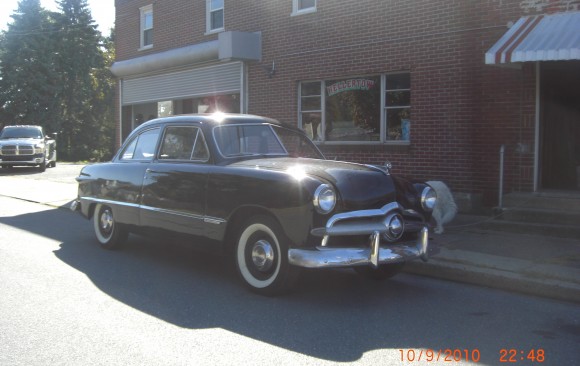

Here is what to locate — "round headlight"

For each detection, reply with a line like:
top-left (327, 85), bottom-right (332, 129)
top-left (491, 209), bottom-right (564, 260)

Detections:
top-left (313, 184), bottom-right (336, 214)
top-left (421, 186), bottom-right (437, 211)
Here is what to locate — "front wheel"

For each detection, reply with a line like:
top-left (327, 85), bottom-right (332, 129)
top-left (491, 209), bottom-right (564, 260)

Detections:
top-left (38, 160), bottom-right (46, 172)
top-left (93, 203), bottom-right (128, 249)
top-left (235, 215), bottom-right (299, 295)
top-left (353, 263), bottom-right (405, 280)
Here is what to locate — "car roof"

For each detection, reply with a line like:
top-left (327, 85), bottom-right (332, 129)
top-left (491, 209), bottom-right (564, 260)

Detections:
top-left (133, 113), bottom-right (291, 132)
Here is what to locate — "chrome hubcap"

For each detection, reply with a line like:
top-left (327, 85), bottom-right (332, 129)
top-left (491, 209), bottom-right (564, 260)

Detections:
top-left (251, 240), bottom-right (275, 272)
top-left (100, 210), bottom-right (113, 233)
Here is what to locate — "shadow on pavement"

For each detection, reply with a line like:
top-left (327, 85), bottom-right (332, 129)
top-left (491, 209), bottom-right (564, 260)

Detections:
top-left (0, 166), bottom-right (43, 176)
top-left (2, 206), bottom-right (578, 362)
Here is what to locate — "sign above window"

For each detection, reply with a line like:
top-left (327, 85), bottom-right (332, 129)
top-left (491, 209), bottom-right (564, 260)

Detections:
top-left (326, 79), bottom-right (376, 97)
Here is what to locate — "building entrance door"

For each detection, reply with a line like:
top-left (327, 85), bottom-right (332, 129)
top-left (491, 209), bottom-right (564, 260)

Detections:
top-left (540, 61), bottom-right (580, 191)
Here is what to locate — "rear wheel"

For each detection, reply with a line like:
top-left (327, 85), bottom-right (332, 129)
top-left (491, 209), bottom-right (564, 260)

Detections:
top-left (93, 203), bottom-right (128, 249)
top-left (235, 215), bottom-right (299, 295)
top-left (353, 263), bottom-right (405, 280)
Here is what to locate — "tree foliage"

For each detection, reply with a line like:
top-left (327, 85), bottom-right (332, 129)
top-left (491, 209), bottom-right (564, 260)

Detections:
top-left (0, 0), bottom-right (61, 132)
top-left (0, 0), bottom-right (116, 161)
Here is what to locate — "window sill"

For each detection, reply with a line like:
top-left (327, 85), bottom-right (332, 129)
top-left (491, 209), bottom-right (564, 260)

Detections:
top-left (205, 28), bottom-right (224, 36)
top-left (317, 141), bottom-right (412, 154)
top-left (291, 8), bottom-right (317, 16)
top-left (138, 45), bottom-right (153, 51)
top-left (314, 141), bottom-right (410, 146)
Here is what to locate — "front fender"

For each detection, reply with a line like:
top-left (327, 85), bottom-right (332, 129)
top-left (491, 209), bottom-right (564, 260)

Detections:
top-left (206, 166), bottom-right (326, 246)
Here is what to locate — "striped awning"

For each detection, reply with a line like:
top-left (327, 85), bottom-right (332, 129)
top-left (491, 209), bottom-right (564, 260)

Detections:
top-left (485, 11), bottom-right (580, 64)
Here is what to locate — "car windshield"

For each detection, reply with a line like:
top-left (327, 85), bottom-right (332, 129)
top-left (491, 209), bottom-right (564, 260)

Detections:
top-left (0, 127), bottom-right (43, 139)
top-left (213, 124), bottom-right (325, 159)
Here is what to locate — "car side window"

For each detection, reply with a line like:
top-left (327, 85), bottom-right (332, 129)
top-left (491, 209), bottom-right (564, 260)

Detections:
top-left (120, 128), bottom-right (160, 161)
top-left (159, 126), bottom-right (209, 162)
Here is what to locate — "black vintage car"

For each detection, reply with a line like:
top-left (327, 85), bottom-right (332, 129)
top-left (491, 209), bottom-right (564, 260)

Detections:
top-left (72, 114), bottom-right (437, 295)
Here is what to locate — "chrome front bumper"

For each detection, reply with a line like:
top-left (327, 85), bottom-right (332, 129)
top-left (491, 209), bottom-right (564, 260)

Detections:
top-left (0, 157), bottom-right (45, 165)
top-left (288, 227), bottom-right (428, 268)
top-left (288, 202), bottom-right (430, 269)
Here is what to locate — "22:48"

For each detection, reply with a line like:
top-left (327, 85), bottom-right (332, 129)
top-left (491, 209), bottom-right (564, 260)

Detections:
top-left (499, 349), bottom-right (545, 363)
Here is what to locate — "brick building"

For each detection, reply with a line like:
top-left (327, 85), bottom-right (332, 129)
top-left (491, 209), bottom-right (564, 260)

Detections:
top-left (111, 0), bottom-right (580, 210)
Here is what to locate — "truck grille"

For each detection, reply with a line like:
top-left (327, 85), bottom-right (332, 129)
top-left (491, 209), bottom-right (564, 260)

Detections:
top-left (1, 145), bottom-right (34, 155)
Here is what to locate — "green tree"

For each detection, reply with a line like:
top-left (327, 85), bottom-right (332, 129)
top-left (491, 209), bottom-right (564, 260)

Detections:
top-left (0, 0), bottom-right (61, 132)
top-left (89, 29), bottom-right (116, 160)
top-left (53, 0), bottom-right (104, 160)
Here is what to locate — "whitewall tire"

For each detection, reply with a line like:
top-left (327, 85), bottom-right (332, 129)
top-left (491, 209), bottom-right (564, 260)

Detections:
top-left (235, 215), bottom-right (299, 295)
top-left (93, 203), bottom-right (128, 249)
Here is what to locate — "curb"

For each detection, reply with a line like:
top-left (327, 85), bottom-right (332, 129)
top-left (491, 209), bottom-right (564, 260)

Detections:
top-left (404, 259), bottom-right (580, 304)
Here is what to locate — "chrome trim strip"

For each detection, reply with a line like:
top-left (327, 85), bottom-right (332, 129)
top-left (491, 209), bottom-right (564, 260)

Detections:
top-left (140, 205), bottom-right (205, 220)
top-left (80, 197), bottom-right (140, 209)
top-left (204, 218), bottom-right (225, 225)
top-left (288, 227), bottom-right (429, 269)
top-left (79, 197), bottom-right (227, 225)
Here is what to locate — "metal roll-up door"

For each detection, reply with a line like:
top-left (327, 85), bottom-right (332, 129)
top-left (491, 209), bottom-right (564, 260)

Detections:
top-left (122, 62), bottom-right (242, 105)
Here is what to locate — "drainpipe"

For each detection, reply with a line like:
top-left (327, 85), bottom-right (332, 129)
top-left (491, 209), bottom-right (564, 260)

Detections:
top-left (499, 144), bottom-right (505, 209)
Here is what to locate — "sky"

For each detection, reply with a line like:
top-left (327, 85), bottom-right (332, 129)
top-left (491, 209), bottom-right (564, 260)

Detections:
top-left (0, 0), bottom-right (115, 34)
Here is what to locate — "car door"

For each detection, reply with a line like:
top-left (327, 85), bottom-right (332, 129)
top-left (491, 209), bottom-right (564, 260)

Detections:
top-left (87, 127), bottom-right (161, 226)
top-left (140, 125), bottom-right (211, 237)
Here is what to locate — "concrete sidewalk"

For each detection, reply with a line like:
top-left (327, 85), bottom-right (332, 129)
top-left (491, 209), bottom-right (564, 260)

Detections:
top-left (1, 170), bottom-right (579, 303)
top-left (405, 214), bottom-right (580, 303)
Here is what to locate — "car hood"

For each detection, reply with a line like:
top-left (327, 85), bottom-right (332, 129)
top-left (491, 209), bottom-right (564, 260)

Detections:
top-left (0, 138), bottom-right (43, 145)
top-left (230, 158), bottom-right (398, 210)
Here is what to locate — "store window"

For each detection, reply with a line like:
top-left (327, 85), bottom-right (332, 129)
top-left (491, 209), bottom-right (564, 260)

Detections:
top-left (299, 73), bottom-right (411, 143)
top-left (140, 5), bottom-right (153, 49)
top-left (158, 101), bottom-right (173, 117)
top-left (176, 94), bottom-right (240, 114)
top-left (292, 0), bottom-right (316, 15)
top-left (385, 74), bottom-right (411, 141)
top-left (206, 0), bottom-right (224, 33)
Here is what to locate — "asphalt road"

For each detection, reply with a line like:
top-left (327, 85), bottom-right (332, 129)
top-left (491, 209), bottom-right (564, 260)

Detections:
top-left (1, 165), bottom-right (579, 365)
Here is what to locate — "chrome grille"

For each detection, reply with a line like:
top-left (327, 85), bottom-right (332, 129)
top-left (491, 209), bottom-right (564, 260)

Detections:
top-left (1, 145), bottom-right (34, 155)
top-left (18, 146), bottom-right (34, 155)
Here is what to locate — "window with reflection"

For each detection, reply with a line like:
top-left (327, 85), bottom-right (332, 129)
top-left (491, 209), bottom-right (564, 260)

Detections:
top-left (207, 0), bottom-right (224, 32)
top-left (159, 126), bottom-right (209, 162)
top-left (140, 5), bottom-right (153, 48)
top-left (120, 128), bottom-right (160, 161)
top-left (293, 0), bottom-right (316, 14)
top-left (298, 73), bottom-right (411, 143)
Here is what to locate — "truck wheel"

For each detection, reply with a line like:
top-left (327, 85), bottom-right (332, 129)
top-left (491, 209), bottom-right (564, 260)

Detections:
top-left (353, 263), bottom-right (405, 280)
top-left (93, 203), bottom-right (128, 249)
top-left (38, 160), bottom-right (46, 172)
top-left (235, 215), bottom-right (299, 295)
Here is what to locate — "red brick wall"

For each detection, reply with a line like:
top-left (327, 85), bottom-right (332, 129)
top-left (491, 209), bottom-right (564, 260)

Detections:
top-left (113, 0), bottom-right (574, 206)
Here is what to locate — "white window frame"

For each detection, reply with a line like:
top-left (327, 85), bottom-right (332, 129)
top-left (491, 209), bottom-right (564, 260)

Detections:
top-left (206, 0), bottom-right (225, 34)
top-left (139, 5), bottom-right (153, 50)
top-left (298, 73), bottom-right (411, 145)
top-left (292, 0), bottom-right (317, 16)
